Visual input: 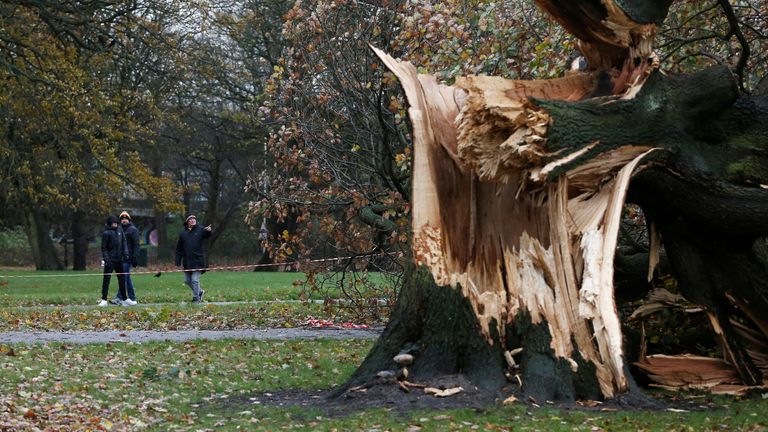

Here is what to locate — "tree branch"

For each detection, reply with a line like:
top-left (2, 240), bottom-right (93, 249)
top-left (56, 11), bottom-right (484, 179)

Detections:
top-left (718, 0), bottom-right (750, 92)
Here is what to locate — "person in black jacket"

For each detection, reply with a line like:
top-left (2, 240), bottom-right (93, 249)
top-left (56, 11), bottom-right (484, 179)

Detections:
top-left (112, 211), bottom-right (140, 305)
top-left (175, 214), bottom-right (212, 302)
top-left (99, 215), bottom-right (129, 306)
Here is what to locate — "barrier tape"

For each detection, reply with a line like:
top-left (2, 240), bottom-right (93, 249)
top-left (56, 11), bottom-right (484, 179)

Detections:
top-left (0, 252), bottom-right (403, 279)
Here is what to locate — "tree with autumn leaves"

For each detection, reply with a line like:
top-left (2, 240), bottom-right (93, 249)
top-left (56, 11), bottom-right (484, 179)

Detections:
top-left (0, 1), bottom-right (268, 268)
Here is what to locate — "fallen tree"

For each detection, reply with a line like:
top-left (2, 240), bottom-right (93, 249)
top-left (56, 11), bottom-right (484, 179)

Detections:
top-left (338, 0), bottom-right (768, 403)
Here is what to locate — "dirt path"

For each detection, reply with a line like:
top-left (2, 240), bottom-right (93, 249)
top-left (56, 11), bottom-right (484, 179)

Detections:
top-left (0, 327), bottom-right (382, 344)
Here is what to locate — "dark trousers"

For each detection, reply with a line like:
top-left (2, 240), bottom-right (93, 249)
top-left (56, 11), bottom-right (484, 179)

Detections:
top-left (116, 262), bottom-right (136, 301)
top-left (102, 260), bottom-right (127, 301)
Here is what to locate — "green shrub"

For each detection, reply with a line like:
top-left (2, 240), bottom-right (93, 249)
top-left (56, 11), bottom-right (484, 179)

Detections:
top-left (0, 227), bottom-right (33, 266)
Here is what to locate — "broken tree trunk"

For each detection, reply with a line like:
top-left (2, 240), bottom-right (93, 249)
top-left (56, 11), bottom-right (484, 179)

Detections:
top-left (370, 46), bottom-right (657, 401)
top-left (339, 0), bottom-right (767, 403)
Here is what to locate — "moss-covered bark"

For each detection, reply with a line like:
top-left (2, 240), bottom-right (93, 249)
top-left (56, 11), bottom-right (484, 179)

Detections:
top-left (335, 265), bottom-right (507, 395)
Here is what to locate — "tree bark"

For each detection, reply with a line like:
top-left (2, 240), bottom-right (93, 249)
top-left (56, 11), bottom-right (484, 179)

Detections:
top-left (154, 205), bottom-right (172, 261)
top-left (70, 210), bottom-right (89, 270)
top-left (336, 265), bottom-right (508, 394)
top-left (23, 209), bottom-right (62, 270)
top-left (204, 156), bottom-right (222, 246)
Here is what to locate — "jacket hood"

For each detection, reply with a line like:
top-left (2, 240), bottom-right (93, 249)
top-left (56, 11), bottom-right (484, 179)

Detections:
top-left (106, 215), bottom-right (119, 226)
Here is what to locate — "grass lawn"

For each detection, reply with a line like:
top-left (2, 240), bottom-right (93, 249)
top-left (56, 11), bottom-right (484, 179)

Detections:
top-left (0, 340), bottom-right (766, 431)
top-left (0, 270), bottom-right (388, 307)
top-left (1, 270), bottom-right (765, 431)
top-left (0, 339), bottom-right (371, 430)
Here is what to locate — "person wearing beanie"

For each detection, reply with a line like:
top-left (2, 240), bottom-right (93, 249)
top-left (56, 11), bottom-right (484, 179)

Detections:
top-left (111, 211), bottom-right (140, 306)
top-left (175, 214), bottom-right (212, 302)
top-left (99, 215), bottom-right (129, 306)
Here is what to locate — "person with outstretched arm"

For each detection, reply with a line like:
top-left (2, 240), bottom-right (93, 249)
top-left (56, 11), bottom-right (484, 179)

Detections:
top-left (175, 214), bottom-right (212, 303)
top-left (99, 215), bottom-right (129, 306)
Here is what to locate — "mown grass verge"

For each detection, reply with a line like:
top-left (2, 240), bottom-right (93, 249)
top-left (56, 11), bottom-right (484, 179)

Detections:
top-left (0, 270), bottom-right (395, 307)
top-left (0, 271), bottom-right (315, 306)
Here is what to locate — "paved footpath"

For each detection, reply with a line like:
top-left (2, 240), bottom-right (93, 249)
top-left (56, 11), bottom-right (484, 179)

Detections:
top-left (0, 327), bottom-right (382, 344)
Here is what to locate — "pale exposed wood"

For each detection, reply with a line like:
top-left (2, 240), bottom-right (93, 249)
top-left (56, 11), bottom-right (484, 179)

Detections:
top-left (577, 148), bottom-right (657, 390)
top-left (647, 222), bottom-right (661, 282)
top-left (630, 290), bottom-right (768, 389)
top-left (424, 387), bottom-right (463, 397)
top-left (401, 381), bottom-right (426, 389)
top-left (457, 73), bottom-right (597, 102)
top-left (635, 354), bottom-right (768, 395)
top-left (629, 288), bottom-right (692, 320)
top-left (534, 0), bottom-right (659, 71)
top-left (373, 47), bottom-right (659, 398)
top-left (454, 74), bottom-right (598, 184)
top-left (502, 395), bottom-right (518, 405)
top-left (601, 1), bottom-right (658, 57)
top-left (504, 351), bottom-right (517, 368)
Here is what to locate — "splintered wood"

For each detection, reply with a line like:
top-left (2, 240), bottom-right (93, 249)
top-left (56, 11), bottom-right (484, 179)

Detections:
top-left (373, 47), bottom-right (656, 399)
top-left (533, 0), bottom-right (659, 76)
top-left (454, 74), bottom-right (596, 184)
top-left (630, 291), bottom-right (768, 394)
top-left (635, 355), bottom-right (768, 396)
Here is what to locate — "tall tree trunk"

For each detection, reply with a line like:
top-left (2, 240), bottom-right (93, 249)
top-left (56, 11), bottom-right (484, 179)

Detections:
top-left (71, 210), bottom-right (89, 270)
top-left (150, 158), bottom-right (173, 261)
top-left (205, 156), bottom-right (223, 247)
top-left (154, 205), bottom-right (171, 261)
top-left (182, 184), bottom-right (191, 218)
top-left (23, 209), bottom-right (62, 270)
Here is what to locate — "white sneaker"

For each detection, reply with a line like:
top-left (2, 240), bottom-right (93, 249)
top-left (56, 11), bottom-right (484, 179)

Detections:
top-left (98, 300), bottom-right (109, 307)
top-left (122, 299), bottom-right (137, 306)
